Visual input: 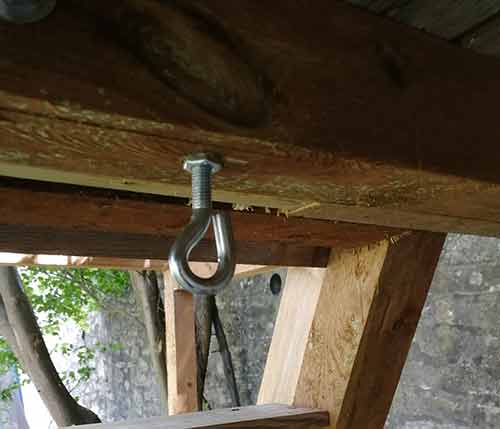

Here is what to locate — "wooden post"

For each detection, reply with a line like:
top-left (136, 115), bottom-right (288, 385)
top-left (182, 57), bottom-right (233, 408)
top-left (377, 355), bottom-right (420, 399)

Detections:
top-left (164, 271), bottom-right (198, 415)
top-left (258, 231), bottom-right (445, 428)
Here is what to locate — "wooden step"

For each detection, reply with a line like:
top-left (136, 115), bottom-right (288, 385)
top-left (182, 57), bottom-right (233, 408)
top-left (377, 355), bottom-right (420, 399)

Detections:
top-left (65, 405), bottom-right (329, 428)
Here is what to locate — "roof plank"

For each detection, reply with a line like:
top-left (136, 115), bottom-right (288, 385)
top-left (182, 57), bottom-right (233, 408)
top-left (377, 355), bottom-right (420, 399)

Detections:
top-left (381, 0), bottom-right (500, 39)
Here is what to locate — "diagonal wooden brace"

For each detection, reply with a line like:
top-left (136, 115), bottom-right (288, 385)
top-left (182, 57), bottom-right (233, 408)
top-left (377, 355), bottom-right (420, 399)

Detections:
top-left (258, 232), bottom-right (445, 428)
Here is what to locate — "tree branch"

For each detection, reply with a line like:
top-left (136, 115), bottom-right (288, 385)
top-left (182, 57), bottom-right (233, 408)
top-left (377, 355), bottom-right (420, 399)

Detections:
top-left (195, 295), bottom-right (214, 410)
top-left (211, 297), bottom-right (241, 407)
top-left (130, 271), bottom-right (168, 413)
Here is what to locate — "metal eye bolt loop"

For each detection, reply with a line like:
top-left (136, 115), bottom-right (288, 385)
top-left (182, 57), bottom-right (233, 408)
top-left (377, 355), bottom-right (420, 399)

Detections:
top-left (168, 154), bottom-right (236, 295)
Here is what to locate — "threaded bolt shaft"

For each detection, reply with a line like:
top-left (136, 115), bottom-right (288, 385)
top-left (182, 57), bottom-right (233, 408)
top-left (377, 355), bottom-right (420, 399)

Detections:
top-left (191, 163), bottom-right (213, 209)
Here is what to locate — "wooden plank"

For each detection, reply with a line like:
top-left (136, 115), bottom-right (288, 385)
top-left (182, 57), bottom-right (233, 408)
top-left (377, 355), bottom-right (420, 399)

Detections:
top-left (0, 253), bottom-right (168, 270)
top-left (0, 181), bottom-right (405, 267)
top-left (0, 223), bottom-right (330, 267)
top-left (379, 1), bottom-right (500, 39)
top-left (0, 182), bottom-right (399, 250)
top-left (460, 14), bottom-right (500, 57)
top-left (258, 231), bottom-right (445, 428)
top-left (63, 404), bottom-right (329, 428)
top-left (1, 4), bottom-right (500, 235)
top-left (348, 0), bottom-right (402, 14)
top-left (164, 271), bottom-right (198, 415)
top-left (0, 254), bottom-right (271, 279)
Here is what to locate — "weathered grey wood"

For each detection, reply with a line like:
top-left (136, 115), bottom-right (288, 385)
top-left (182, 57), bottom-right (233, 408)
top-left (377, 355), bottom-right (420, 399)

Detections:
top-left (64, 404), bottom-right (329, 428)
top-left (460, 14), bottom-right (500, 57)
top-left (348, 0), bottom-right (403, 14)
top-left (385, 0), bottom-right (500, 39)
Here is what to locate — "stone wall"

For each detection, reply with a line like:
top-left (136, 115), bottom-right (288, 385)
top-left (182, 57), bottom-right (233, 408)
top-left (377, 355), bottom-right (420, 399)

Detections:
top-left (387, 235), bottom-right (500, 428)
top-left (76, 292), bottom-right (164, 421)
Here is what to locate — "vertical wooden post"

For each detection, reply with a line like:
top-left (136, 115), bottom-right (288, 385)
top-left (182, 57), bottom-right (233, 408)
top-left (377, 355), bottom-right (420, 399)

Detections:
top-left (258, 232), bottom-right (445, 428)
top-left (164, 271), bottom-right (198, 415)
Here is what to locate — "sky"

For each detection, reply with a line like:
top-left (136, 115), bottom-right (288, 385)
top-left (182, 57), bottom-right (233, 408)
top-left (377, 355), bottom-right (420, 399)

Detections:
top-left (22, 384), bottom-right (53, 429)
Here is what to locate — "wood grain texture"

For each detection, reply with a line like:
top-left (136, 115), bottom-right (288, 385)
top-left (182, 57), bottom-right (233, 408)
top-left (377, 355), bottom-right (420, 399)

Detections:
top-left (259, 232), bottom-right (445, 428)
top-left (0, 183), bottom-right (399, 250)
top-left (164, 271), bottom-right (198, 415)
top-left (2, 3), bottom-right (500, 234)
top-left (0, 223), bottom-right (330, 267)
top-left (64, 404), bottom-right (329, 429)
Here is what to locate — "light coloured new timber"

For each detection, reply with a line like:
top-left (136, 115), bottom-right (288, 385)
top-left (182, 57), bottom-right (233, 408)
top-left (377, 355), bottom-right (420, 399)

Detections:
top-left (164, 270), bottom-right (198, 415)
top-left (259, 232), bottom-right (445, 428)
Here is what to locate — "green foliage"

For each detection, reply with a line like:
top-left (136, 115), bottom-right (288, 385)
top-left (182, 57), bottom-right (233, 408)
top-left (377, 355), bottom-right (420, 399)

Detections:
top-left (57, 341), bottom-right (124, 394)
top-left (20, 268), bottom-right (129, 334)
top-left (0, 339), bottom-right (18, 375)
top-left (0, 267), bottom-right (131, 402)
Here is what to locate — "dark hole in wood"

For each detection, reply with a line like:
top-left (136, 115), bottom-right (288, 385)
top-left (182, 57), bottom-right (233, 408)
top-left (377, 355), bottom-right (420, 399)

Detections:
top-left (269, 273), bottom-right (282, 295)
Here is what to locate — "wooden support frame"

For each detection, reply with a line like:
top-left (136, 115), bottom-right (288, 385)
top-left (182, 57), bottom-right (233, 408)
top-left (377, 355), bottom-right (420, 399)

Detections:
top-left (258, 232), bottom-right (445, 428)
top-left (0, 2), bottom-right (475, 425)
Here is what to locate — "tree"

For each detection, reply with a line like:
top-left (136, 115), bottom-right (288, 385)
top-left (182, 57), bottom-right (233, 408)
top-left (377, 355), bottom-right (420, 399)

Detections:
top-left (0, 267), bottom-right (101, 426)
top-left (0, 266), bottom-right (130, 426)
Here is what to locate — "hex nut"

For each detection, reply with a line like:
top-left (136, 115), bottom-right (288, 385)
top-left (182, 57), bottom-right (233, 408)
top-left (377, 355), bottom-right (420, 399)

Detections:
top-left (183, 153), bottom-right (223, 174)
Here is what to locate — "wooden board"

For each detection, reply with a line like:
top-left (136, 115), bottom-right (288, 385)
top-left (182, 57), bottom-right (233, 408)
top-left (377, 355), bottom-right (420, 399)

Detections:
top-left (0, 181), bottom-right (407, 266)
top-left (0, 254), bottom-right (272, 280)
top-left (63, 404), bottom-right (329, 428)
top-left (1, 3), bottom-right (500, 235)
top-left (0, 253), bottom-right (168, 270)
top-left (258, 232), bottom-right (445, 428)
top-left (0, 182), bottom-right (399, 250)
top-left (381, 0), bottom-right (500, 39)
top-left (164, 271), bottom-right (198, 415)
top-left (0, 223), bottom-right (330, 267)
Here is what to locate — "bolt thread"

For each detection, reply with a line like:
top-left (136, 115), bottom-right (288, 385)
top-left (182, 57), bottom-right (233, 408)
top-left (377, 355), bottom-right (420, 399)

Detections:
top-left (191, 164), bottom-right (212, 209)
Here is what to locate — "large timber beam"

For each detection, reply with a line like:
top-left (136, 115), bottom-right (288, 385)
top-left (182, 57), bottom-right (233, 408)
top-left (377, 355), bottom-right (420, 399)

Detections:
top-left (258, 231), bottom-right (445, 428)
top-left (1, 1), bottom-right (500, 235)
top-left (0, 181), bottom-right (400, 266)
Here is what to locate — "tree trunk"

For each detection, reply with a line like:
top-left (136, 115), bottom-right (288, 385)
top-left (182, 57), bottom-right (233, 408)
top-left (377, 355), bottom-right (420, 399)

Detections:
top-left (130, 271), bottom-right (169, 413)
top-left (211, 297), bottom-right (241, 407)
top-left (0, 267), bottom-right (100, 426)
top-left (195, 295), bottom-right (214, 410)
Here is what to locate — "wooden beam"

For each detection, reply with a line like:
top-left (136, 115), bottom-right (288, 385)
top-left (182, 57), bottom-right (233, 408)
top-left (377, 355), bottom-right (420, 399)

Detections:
top-left (0, 182), bottom-right (398, 250)
top-left (63, 404), bottom-right (329, 429)
top-left (0, 181), bottom-right (404, 266)
top-left (258, 231), bottom-right (445, 428)
top-left (0, 253), bottom-right (271, 279)
top-left (0, 253), bottom-right (168, 270)
top-left (1, 2), bottom-right (500, 235)
top-left (0, 223), bottom-right (330, 267)
top-left (164, 270), bottom-right (198, 415)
